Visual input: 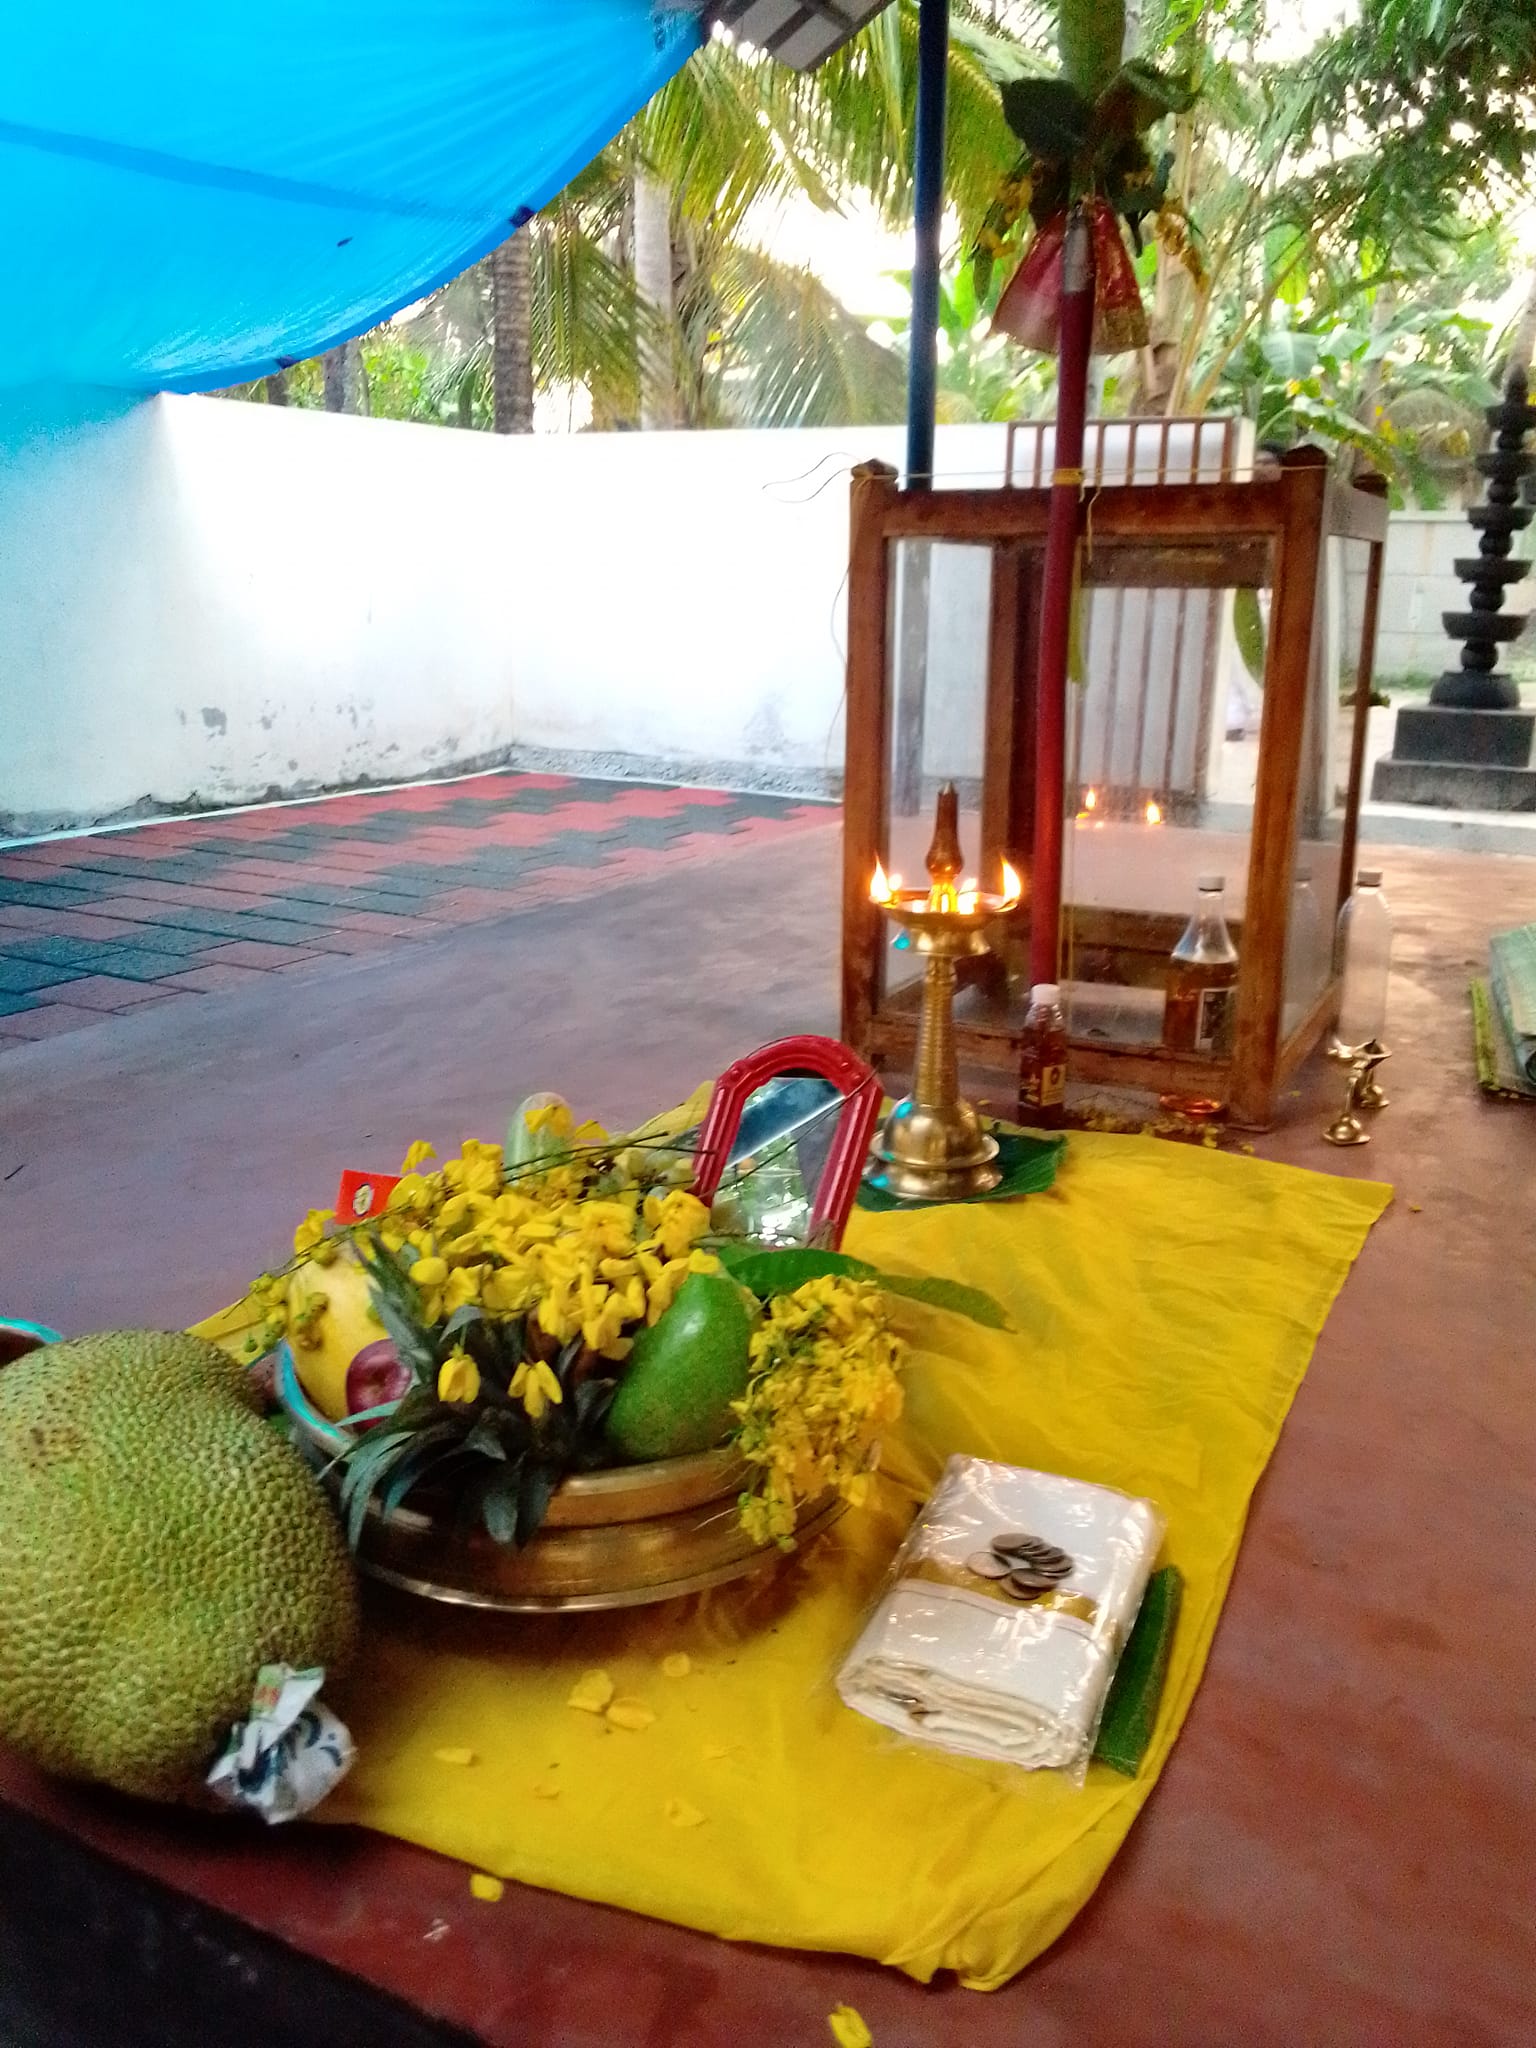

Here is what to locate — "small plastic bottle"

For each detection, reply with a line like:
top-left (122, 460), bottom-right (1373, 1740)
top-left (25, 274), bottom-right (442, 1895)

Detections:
top-left (1018, 983), bottom-right (1068, 1129)
top-left (1333, 868), bottom-right (1392, 1052)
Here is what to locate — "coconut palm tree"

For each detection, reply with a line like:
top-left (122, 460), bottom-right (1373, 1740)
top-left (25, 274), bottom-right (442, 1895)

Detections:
top-left (403, 0), bottom-right (1030, 433)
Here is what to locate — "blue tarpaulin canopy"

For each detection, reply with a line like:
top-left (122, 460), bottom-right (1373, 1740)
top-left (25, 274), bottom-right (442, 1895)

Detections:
top-left (0, 3), bottom-right (701, 393)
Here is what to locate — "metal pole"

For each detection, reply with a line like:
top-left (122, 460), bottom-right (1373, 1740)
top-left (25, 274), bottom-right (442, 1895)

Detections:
top-left (1029, 204), bottom-right (1096, 986)
top-left (905, 0), bottom-right (949, 490)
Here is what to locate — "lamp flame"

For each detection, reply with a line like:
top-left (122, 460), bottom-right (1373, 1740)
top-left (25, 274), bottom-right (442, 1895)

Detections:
top-left (870, 858), bottom-right (894, 906)
top-left (1000, 859), bottom-right (1023, 909)
top-left (1084, 787), bottom-right (1098, 811)
top-left (1145, 800), bottom-right (1163, 826)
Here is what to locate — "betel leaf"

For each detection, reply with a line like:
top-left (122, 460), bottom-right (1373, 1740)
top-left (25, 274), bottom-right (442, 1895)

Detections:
top-left (874, 1275), bottom-right (1011, 1331)
top-left (722, 1247), bottom-right (875, 1294)
top-left (1000, 78), bottom-right (1094, 157)
top-left (722, 1245), bottom-right (1009, 1331)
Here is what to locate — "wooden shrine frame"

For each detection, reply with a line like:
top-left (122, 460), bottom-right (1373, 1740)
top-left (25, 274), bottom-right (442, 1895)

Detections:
top-left (840, 448), bottom-right (1388, 1129)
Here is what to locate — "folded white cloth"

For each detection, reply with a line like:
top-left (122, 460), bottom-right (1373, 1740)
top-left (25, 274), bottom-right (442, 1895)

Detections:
top-left (837, 1456), bottom-right (1163, 1771)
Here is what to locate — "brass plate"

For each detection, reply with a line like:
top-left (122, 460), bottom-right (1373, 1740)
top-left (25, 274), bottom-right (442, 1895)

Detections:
top-left (278, 1348), bottom-right (827, 1612)
top-left (355, 1490), bottom-right (842, 1613)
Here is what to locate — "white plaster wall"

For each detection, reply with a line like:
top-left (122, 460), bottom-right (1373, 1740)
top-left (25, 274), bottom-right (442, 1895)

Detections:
top-left (1, 397), bottom-right (1015, 832)
top-left (0, 393), bottom-right (1279, 836)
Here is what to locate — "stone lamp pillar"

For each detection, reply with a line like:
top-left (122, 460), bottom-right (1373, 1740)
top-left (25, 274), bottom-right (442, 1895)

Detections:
top-left (1372, 368), bottom-right (1536, 811)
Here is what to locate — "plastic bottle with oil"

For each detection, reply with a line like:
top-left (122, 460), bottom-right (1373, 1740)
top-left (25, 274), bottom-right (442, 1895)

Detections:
top-left (1161, 873), bottom-right (1238, 1116)
top-left (1018, 983), bottom-right (1069, 1129)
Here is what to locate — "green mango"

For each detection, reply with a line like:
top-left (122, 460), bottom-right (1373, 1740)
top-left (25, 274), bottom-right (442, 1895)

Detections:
top-left (604, 1273), bottom-right (755, 1462)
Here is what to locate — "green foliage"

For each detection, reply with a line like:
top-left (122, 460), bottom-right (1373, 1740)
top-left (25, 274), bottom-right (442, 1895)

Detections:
top-left (713, 1242), bottom-right (1010, 1329)
top-left (886, 262), bottom-right (1057, 422)
top-left (1212, 293), bottom-right (1497, 504)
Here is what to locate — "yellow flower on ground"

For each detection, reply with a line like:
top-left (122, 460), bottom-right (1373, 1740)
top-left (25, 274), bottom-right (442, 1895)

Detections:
top-left (510, 1357), bottom-right (563, 1421)
top-left (828, 2004), bottom-right (873, 2048)
top-left (399, 1139), bottom-right (436, 1173)
top-left (469, 1874), bottom-right (504, 1904)
top-left (661, 1653), bottom-right (691, 1680)
top-left (437, 1349), bottom-right (481, 1404)
top-left (605, 1699), bottom-right (655, 1731)
top-left (293, 1208), bottom-right (334, 1256)
top-left (567, 1669), bottom-right (615, 1714)
top-left (411, 1255), bottom-right (448, 1289)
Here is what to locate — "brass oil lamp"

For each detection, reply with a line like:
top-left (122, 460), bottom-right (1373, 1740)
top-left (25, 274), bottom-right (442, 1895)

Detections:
top-left (866, 785), bottom-right (1022, 1202)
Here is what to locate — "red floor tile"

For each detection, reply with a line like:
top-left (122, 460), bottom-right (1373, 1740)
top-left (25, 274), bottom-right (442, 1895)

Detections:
top-left (189, 941), bottom-right (326, 970)
top-left (43, 975), bottom-right (177, 1012)
top-left (430, 887), bottom-right (525, 920)
top-left (157, 964), bottom-right (275, 994)
top-left (329, 910), bottom-right (439, 936)
top-left (0, 1003), bottom-right (111, 1039)
top-left (283, 929), bottom-right (394, 955)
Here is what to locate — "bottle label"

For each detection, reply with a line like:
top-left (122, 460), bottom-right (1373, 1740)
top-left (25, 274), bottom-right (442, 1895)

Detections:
top-left (1195, 987), bottom-right (1235, 1054)
top-left (1022, 1060), bottom-right (1066, 1108)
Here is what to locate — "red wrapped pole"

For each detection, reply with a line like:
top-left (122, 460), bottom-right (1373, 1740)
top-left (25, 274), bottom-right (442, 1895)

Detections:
top-left (1029, 204), bottom-right (1096, 987)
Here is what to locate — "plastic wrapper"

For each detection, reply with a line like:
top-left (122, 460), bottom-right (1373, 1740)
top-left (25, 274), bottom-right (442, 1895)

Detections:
top-left (206, 1664), bottom-right (354, 1824)
top-left (836, 1456), bottom-right (1164, 1780)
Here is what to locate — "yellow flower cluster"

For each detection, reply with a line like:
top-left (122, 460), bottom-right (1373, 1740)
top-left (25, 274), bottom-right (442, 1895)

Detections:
top-left (244, 1123), bottom-right (717, 1374)
top-left (732, 1277), bottom-right (904, 1549)
top-left (368, 1136), bottom-right (718, 1365)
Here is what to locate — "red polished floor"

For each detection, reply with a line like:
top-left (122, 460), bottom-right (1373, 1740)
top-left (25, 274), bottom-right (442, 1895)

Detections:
top-left (0, 824), bottom-right (1532, 2046)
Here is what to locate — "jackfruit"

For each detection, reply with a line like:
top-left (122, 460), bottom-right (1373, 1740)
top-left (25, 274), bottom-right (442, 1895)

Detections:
top-left (0, 1330), bottom-right (359, 1803)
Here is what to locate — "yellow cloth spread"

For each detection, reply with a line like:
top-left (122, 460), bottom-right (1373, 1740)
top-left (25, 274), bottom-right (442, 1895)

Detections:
top-left (201, 1132), bottom-right (1388, 1988)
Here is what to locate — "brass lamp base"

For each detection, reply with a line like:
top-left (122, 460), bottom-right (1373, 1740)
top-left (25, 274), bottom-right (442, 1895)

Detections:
top-left (867, 1097), bottom-right (1002, 1202)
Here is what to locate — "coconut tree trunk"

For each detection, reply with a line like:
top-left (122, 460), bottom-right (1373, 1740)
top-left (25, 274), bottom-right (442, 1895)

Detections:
top-left (490, 229), bottom-right (535, 434)
top-left (321, 340), bottom-right (363, 413)
top-left (632, 171), bottom-right (678, 430)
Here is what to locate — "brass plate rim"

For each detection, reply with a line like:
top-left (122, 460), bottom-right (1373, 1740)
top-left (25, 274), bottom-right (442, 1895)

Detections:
top-left (356, 1494), bottom-right (844, 1613)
